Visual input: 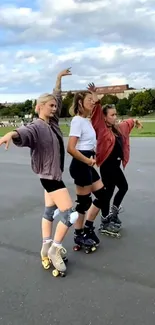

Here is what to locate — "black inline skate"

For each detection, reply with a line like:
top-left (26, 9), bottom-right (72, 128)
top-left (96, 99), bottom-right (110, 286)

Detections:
top-left (84, 224), bottom-right (100, 247)
top-left (73, 229), bottom-right (97, 254)
top-left (99, 215), bottom-right (121, 238)
top-left (109, 205), bottom-right (122, 228)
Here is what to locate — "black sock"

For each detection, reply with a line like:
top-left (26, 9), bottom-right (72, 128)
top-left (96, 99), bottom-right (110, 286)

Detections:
top-left (85, 220), bottom-right (94, 228)
top-left (74, 229), bottom-right (83, 235)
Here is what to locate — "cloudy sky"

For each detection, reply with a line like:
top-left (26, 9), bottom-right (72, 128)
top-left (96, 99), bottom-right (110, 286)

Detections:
top-left (0, 0), bottom-right (155, 102)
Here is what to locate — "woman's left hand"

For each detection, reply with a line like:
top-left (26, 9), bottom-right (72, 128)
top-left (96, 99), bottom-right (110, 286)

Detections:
top-left (87, 82), bottom-right (96, 93)
top-left (134, 119), bottom-right (143, 129)
top-left (58, 68), bottom-right (72, 78)
top-left (87, 82), bottom-right (99, 103)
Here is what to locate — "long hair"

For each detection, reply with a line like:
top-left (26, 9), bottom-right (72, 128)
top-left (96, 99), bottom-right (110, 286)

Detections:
top-left (69, 91), bottom-right (91, 116)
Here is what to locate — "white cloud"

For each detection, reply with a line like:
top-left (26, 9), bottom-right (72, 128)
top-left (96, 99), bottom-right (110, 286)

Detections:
top-left (0, 0), bottom-right (155, 101)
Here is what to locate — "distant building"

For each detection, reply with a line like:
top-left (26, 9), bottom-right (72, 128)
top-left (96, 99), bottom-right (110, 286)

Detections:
top-left (1, 85), bottom-right (148, 105)
top-left (62, 84), bottom-right (147, 99)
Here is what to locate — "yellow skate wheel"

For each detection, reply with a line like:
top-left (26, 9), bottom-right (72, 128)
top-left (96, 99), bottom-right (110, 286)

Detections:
top-left (52, 269), bottom-right (59, 277)
top-left (91, 246), bottom-right (96, 252)
top-left (42, 257), bottom-right (51, 270)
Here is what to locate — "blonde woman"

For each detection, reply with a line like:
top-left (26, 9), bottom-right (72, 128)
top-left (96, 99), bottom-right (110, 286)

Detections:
top-left (0, 69), bottom-right (78, 277)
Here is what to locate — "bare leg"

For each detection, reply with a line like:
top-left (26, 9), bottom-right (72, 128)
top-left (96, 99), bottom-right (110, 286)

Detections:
top-left (47, 188), bottom-right (78, 272)
top-left (41, 190), bottom-right (56, 269)
top-left (42, 190), bottom-right (54, 238)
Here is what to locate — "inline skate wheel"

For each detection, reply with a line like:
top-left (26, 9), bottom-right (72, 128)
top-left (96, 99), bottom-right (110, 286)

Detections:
top-left (60, 272), bottom-right (66, 277)
top-left (73, 245), bottom-right (81, 251)
top-left (52, 269), bottom-right (59, 277)
top-left (91, 246), bottom-right (96, 252)
top-left (84, 247), bottom-right (92, 254)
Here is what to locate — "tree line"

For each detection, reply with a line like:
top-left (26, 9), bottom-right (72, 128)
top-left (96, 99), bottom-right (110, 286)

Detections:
top-left (0, 89), bottom-right (155, 118)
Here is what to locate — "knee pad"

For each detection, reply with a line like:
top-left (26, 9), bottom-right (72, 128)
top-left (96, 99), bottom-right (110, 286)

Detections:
top-left (43, 205), bottom-right (57, 222)
top-left (93, 187), bottom-right (106, 209)
top-left (59, 208), bottom-right (79, 227)
top-left (75, 194), bottom-right (92, 214)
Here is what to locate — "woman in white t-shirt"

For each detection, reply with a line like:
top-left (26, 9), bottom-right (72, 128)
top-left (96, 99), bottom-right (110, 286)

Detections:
top-left (67, 91), bottom-right (106, 253)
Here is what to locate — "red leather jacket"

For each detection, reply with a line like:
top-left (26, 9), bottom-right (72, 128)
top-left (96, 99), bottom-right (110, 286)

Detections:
top-left (91, 103), bottom-right (134, 168)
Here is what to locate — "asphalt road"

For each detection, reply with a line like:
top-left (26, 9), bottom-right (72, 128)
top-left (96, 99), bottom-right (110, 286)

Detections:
top-left (0, 138), bottom-right (155, 325)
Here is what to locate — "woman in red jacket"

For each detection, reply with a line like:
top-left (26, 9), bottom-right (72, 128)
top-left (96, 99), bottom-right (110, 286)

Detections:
top-left (88, 83), bottom-right (142, 236)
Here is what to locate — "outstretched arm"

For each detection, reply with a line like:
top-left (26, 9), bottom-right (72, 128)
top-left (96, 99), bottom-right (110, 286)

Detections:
top-left (0, 124), bottom-right (36, 150)
top-left (52, 68), bottom-right (72, 123)
top-left (119, 118), bottom-right (143, 135)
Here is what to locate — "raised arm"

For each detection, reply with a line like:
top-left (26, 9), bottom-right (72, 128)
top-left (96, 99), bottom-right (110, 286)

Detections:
top-left (87, 83), bottom-right (106, 138)
top-left (52, 68), bottom-right (72, 123)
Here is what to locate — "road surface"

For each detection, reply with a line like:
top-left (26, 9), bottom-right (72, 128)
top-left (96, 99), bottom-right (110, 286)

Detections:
top-left (0, 138), bottom-right (155, 325)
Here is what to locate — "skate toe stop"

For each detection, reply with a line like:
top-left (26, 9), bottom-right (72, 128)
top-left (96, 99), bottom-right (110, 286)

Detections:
top-left (42, 257), bottom-right (51, 269)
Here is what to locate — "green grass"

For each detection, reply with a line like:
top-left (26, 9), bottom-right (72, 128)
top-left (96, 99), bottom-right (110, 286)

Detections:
top-left (0, 122), bottom-right (155, 137)
top-left (131, 122), bottom-right (155, 137)
top-left (0, 125), bottom-right (70, 137)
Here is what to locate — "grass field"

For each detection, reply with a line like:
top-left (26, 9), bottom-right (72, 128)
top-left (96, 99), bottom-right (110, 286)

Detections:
top-left (0, 122), bottom-right (154, 137)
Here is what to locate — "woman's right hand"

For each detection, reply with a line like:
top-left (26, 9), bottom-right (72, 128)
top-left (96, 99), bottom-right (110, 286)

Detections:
top-left (87, 156), bottom-right (96, 166)
top-left (0, 131), bottom-right (17, 150)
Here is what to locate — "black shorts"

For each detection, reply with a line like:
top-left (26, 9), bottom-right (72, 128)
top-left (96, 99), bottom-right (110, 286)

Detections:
top-left (69, 150), bottom-right (100, 187)
top-left (40, 179), bottom-right (66, 193)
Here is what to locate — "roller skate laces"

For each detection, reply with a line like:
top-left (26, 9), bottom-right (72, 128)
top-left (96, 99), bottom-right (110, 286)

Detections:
top-left (49, 244), bottom-right (67, 277)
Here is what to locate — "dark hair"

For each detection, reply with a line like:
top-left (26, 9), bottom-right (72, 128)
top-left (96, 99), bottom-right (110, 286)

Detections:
top-left (102, 104), bottom-right (120, 135)
top-left (102, 104), bottom-right (116, 116)
top-left (69, 91), bottom-right (91, 116)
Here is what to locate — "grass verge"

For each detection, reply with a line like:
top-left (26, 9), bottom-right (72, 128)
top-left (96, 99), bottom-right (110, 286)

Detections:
top-left (0, 122), bottom-right (154, 137)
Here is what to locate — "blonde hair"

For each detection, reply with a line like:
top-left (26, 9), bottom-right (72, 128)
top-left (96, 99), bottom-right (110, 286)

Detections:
top-left (35, 93), bottom-right (56, 113)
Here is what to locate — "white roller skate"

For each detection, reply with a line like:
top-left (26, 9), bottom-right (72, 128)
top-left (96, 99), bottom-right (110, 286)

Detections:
top-left (41, 241), bottom-right (67, 270)
top-left (48, 243), bottom-right (67, 277)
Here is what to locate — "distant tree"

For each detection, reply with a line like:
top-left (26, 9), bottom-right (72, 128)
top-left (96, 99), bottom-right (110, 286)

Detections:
top-left (116, 98), bottom-right (130, 116)
top-left (0, 107), bottom-right (11, 116)
top-left (23, 100), bottom-right (33, 114)
top-left (147, 89), bottom-right (155, 110)
top-left (0, 103), bottom-right (5, 110)
top-left (128, 92), bottom-right (137, 106)
top-left (62, 91), bottom-right (74, 117)
top-left (100, 94), bottom-right (119, 106)
top-left (130, 90), bottom-right (154, 116)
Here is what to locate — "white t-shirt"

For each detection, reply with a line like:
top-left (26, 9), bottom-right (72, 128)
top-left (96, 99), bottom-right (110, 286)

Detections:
top-left (69, 116), bottom-right (96, 151)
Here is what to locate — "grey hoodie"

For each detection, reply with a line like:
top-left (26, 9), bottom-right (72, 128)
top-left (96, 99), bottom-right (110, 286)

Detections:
top-left (13, 89), bottom-right (65, 180)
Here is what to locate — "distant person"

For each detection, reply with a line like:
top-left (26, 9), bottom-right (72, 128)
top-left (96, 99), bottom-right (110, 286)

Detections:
top-left (0, 68), bottom-right (79, 277)
top-left (88, 83), bottom-right (142, 236)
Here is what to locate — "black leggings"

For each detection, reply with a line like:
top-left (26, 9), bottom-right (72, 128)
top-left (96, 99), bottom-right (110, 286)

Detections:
top-left (100, 161), bottom-right (128, 217)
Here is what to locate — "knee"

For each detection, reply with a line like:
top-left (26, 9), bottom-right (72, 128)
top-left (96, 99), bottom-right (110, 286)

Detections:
top-left (43, 205), bottom-right (57, 222)
top-left (60, 208), bottom-right (79, 227)
top-left (75, 194), bottom-right (92, 214)
top-left (93, 187), bottom-right (107, 209)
